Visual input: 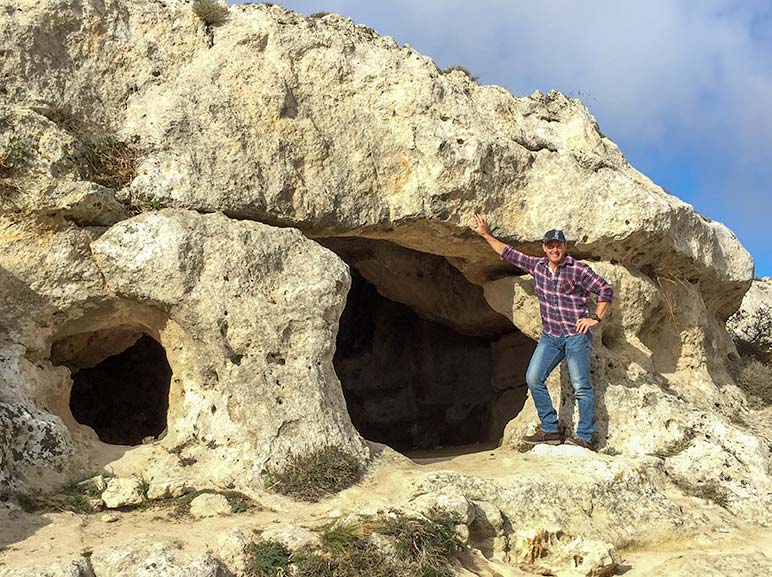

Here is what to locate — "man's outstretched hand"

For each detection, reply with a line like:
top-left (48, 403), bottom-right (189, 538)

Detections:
top-left (470, 212), bottom-right (491, 237)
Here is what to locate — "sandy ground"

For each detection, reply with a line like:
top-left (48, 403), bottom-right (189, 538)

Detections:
top-left (1, 444), bottom-right (770, 576)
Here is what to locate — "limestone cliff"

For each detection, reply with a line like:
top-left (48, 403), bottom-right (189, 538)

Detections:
top-left (0, 1), bottom-right (770, 576)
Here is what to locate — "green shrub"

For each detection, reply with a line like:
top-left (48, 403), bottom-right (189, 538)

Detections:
top-left (193, 0), bottom-right (229, 27)
top-left (245, 540), bottom-right (291, 577)
top-left (267, 446), bottom-right (362, 502)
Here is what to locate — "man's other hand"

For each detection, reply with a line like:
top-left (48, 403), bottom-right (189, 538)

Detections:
top-left (576, 317), bottom-right (599, 333)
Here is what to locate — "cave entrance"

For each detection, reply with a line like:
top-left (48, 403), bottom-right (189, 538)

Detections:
top-left (56, 331), bottom-right (172, 446)
top-left (321, 237), bottom-right (537, 455)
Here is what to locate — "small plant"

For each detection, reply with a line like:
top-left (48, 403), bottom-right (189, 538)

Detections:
top-left (243, 511), bottom-right (463, 577)
top-left (733, 355), bottom-right (772, 406)
top-left (266, 446), bottom-right (362, 502)
top-left (442, 65), bottom-right (479, 83)
top-left (319, 521), bottom-right (362, 552)
top-left (309, 12), bottom-right (330, 18)
top-left (72, 134), bottom-right (137, 189)
top-left (0, 134), bottom-right (37, 177)
top-left (138, 476), bottom-right (151, 500)
top-left (193, 0), bottom-right (229, 27)
top-left (245, 540), bottom-right (291, 577)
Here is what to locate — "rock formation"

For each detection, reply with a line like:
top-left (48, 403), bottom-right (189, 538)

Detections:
top-left (0, 1), bottom-right (770, 575)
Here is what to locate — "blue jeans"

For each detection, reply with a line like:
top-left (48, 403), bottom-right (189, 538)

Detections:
top-left (525, 331), bottom-right (595, 442)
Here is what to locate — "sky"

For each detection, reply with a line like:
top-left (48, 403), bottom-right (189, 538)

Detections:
top-left (232, 0), bottom-right (772, 278)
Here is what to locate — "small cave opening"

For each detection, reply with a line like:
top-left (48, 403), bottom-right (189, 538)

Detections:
top-left (64, 333), bottom-right (172, 446)
top-left (323, 237), bottom-right (537, 455)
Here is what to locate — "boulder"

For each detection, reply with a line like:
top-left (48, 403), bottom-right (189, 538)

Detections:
top-left (5, 557), bottom-right (95, 577)
top-left (189, 493), bottom-right (231, 518)
top-left (101, 477), bottom-right (145, 509)
top-left (511, 528), bottom-right (619, 577)
top-left (88, 540), bottom-right (234, 577)
top-left (727, 277), bottom-right (772, 357)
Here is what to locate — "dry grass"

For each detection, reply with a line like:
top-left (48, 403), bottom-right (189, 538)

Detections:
top-left (13, 481), bottom-right (102, 515)
top-left (266, 445), bottom-right (362, 502)
top-left (442, 65), bottom-right (479, 83)
top-left (735, 356), bottom-right (772, 406)
top-left (288, 508), bottom-right (462, 577)
top-left (73, 134), bottom-right (138, 190)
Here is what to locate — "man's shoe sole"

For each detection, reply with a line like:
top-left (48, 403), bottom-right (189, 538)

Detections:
top-left (522, 439), bottom-right (562, 445)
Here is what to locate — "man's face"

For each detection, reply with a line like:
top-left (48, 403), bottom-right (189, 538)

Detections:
top-left (543, 240), bottom-right (566, 264)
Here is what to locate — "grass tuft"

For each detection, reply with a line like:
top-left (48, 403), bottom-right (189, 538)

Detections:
top-left (294, 521), bottom-right (397, 577)
top-left (267, 445), bottom-right (362, 502)
top-left (371, 507), bottom-right (462, 577)
top-left (245, 540), bottom-right (291, 577)
top-left (193, 0), bottom-right (229, 26)
top-left (72, 134), bottom-right (137, 189)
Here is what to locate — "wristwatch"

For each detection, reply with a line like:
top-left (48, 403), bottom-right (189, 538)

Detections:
top-left (590, 313), bottom-right (602, 322)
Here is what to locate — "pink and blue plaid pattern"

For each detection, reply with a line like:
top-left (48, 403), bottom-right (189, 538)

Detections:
top-left (501, 245), bottom-right (614, 336)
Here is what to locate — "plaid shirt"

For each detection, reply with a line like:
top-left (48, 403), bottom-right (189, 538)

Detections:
top-left (501, 245), bottom-right (614, 336)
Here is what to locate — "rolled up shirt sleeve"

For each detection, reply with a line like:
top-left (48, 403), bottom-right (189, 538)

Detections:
top-left (500, 245), bottom-right (540, 275)
top-left (580, 265), bottom-right (614, 302)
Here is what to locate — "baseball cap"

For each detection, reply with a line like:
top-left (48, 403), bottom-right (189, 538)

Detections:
top-left (543, 229), bottom-right (566, 244)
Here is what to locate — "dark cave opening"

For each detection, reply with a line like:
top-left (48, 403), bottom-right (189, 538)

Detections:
top-left (68, 334), bottom-right (172, 446)
top-left (334, 268), bottom-right (534, 452)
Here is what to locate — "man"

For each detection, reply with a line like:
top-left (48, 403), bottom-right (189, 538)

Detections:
top-left (470, 213), bottom-right (613, 449)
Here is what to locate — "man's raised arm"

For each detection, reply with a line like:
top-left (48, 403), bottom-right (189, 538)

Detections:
top-left (469, 212), bottom-right (507, 255)
top-left (470, 213), bottom-right (539, 274)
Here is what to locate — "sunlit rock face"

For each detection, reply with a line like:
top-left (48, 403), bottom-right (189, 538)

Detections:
top-left (0, 0), bottom-right (769, 525)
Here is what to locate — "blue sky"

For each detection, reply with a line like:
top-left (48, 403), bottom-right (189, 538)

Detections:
top-left (232, 1), bottom-right (772, 278)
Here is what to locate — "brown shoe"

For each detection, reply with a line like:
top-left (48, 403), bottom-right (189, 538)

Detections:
top-left (522, 431), bottom-right (562, 445)
top-left (565, 437), bottom-right (593, 451)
